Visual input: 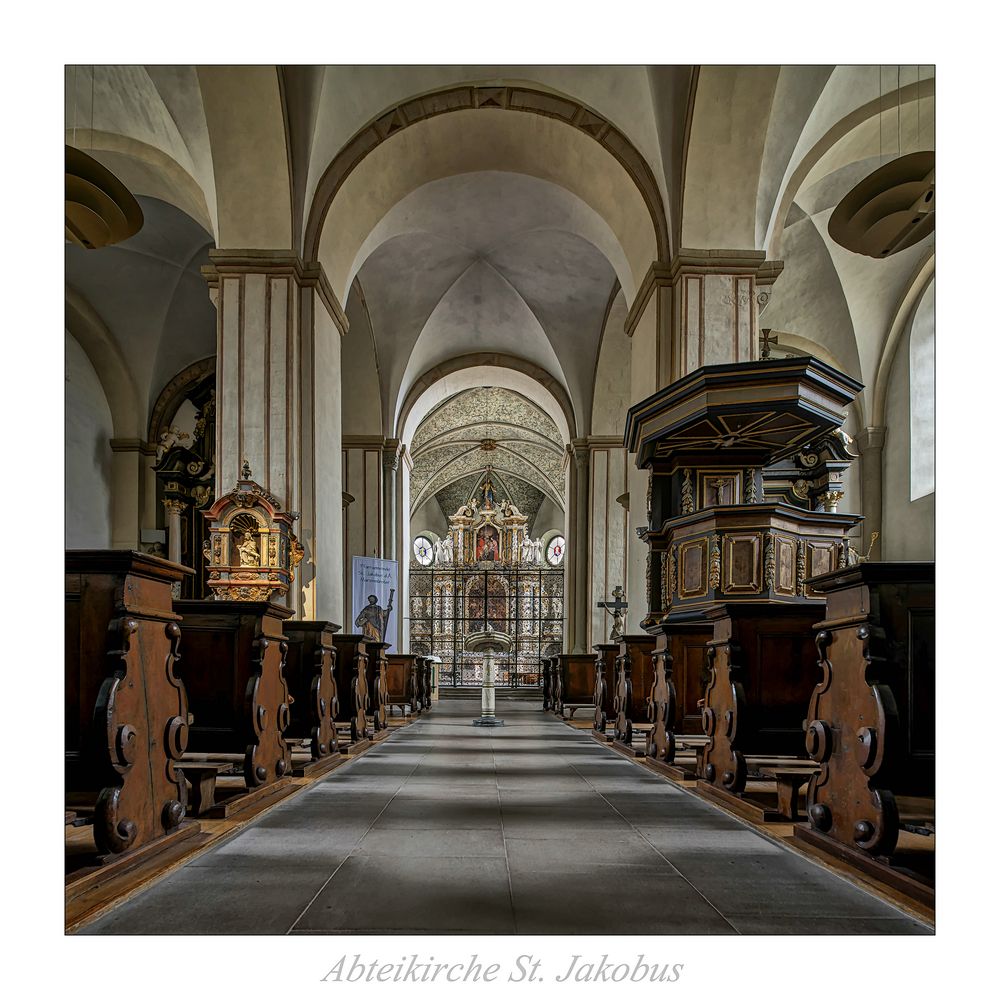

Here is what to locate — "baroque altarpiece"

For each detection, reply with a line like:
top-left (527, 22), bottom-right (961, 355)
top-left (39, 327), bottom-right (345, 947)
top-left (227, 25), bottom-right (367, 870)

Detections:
top-left (409, 475), bottom-right (564, 687)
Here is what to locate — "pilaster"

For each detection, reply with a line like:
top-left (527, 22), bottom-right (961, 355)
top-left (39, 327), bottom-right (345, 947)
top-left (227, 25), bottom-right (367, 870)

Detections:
top-left (203, 250), bottom-right (347, 621)
top-left (857, 426), bottom-right (887, 559)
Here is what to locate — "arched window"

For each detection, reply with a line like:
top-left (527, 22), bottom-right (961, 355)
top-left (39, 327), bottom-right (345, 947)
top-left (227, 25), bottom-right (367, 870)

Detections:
top-left (909, 279), bottom-right (935, 501)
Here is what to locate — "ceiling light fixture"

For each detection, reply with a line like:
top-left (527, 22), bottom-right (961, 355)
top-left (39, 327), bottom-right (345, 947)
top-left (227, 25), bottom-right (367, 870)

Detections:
top-left (828, 65), bottom-right (934, 259)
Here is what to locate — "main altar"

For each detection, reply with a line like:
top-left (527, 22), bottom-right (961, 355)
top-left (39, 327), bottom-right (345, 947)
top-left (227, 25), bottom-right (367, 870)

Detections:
top-left (409, 472), bottom-right (564, 687)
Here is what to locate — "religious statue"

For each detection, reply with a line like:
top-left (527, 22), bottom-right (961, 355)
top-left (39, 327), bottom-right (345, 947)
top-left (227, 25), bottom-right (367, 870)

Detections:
top-left (442, 536), bottom-right (454, 563)
top-left (355, 590), bottom-right (394, 642)
top-left (202, 538), bottom-right (213, 567)
top-left (599, 585), bottom-right (628, 642)
top-left (433, 539), bottom-right (444, 564)
top-left (521, 534), bottom-right (534, 563)
top-left (237, 532), bottom-right (260, 567)
top-left (155, 426), bottom-right (190, 463)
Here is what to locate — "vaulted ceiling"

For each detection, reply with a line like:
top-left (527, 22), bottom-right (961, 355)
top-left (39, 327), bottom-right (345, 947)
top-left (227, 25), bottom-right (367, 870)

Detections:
top-left (409, 387), bottom-right (565, 527)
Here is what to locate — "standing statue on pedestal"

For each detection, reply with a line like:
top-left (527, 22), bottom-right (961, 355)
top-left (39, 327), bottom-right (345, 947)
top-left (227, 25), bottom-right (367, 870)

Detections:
top-left (442, 536), bottom-right (454, 563)
top-left (355, 590), bottom-right (394, 642)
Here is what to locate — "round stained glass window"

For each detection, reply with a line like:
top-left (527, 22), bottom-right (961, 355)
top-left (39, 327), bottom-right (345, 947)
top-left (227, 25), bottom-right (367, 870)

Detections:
top-left (413, 535), bottom-right (434, 566)
top-left (545, 535), bottom-right (566, 566)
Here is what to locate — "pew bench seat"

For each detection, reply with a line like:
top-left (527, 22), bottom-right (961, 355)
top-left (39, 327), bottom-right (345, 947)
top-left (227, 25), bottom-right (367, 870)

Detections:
top-left (177, 762), bottom-right (234, 817)
top-left (561, 702), bottom-right (594, 719)
top-left (757, 766), bottom-right (818, 821)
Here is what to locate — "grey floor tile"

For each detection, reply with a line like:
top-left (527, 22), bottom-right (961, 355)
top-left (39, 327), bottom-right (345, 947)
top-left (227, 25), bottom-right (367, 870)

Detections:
top-left (80, 866), bottom-right (334, 935)
top-left (357, 827), bottom-right (506, 856)
top-left (293, 855), bottom-right (516, 933)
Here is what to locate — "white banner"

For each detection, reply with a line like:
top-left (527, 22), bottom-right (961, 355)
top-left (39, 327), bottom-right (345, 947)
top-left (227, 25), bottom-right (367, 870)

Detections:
top-left (351, 556), bottom-right (398, 649)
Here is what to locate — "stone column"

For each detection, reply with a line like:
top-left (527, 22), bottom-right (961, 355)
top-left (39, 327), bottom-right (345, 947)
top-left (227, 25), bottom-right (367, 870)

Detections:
top-left (568, 440), bottom-right (591, 653)
top-left (382, 439), bottom-right (400, 567)
top-left (162, 498), bottom-right (185, 565)
top-left (857, 426), bottom-right (886, 559)
top-left (202, 250), bottom-right (348, 621)
top-left (109, 438), bottom-right (155, 550)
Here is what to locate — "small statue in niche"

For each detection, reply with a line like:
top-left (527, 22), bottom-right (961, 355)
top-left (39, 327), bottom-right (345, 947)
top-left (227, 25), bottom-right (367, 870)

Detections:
top-left (442, 536), bottom-right (454, 563)
top-left (237, 532), bottom-right (260, 567)
top-left (202, 538), bottom-right (213, 567)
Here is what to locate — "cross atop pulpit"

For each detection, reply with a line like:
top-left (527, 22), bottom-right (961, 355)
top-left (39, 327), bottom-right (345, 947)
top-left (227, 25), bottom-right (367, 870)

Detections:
top-left (598, 585), bottom-right (628, 642)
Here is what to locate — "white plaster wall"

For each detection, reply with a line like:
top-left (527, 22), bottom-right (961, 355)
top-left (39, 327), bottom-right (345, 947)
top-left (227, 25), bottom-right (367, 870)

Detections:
top-left (881, 301), bottom-right (934, 560)
top-left (66, 331), bottom-right (113, 548)
top-left (410, 498), bottom-right (450, 541)
top-left (313, 307), bottom-right (344, 622)
top-left (531, 495), bottom-right (565, 538)
top-left (625, 306), bottom-right (658, 632)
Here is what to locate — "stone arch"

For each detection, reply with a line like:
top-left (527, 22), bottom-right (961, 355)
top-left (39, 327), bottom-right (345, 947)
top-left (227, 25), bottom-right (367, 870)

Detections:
top-left (65, 286), bottom-right (142, 439)
top-left (872, 251), bottom-right (935, 427)
top-left (397, 354), bottom-right (576, 448)
top-left (196, 66), bottom-right (293, 248)
top-left (148, 356), bottom-right (217, 445)
top-left (307, 84), bottom-right (668, 303)
top-left (765, 76), bottom-right (934, 259)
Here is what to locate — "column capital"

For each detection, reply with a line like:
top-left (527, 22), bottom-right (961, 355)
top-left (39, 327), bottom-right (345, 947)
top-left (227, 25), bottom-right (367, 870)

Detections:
top-left (201, 249), bottom-right (348, 335)
top-left (569, 438), bottom-right (591, 469)
top-left (162, 498), bottom-right (187, 515)
top-left (382, 438), bottom-right (401, 473)
top-left (857, 426), bottom-right (887, 452)
top-left (625, 251), bottom-right (783, 339)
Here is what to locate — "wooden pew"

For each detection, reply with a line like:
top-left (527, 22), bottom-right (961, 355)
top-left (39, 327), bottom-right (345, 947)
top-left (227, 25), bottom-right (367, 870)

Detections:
top-left (592, 643), bottom-right (618, 738)
top-left (330, 633), bottom-right (371, 750)
top-left (282, 620), bottom-right (345, 777)
top-left (612, 635), bottom-right (657, 755)
top-left (414, 655), bottom-right (434, 711)
top-left (644, 620), bottom-right (713, 779)
top-left (555, 654), bottom-right (597, 719)
top-left (795, 563), bottom-right (934, 905)
top-left (66, 550), bottom-right (200, 867)
top-left (172, 600), bottom-right (295, 819)
top-left (386, 653), bottom-right (420, 718)
top-left (365, 640), bottom-right (390, 735)
top-left (697, 603), bottom-right (824, 822)
top-left (541, 656), bottom-right (554, 711)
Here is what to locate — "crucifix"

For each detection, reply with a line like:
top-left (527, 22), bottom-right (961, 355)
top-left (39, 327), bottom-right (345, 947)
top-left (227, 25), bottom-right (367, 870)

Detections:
top-left (597, 585), bottom-right (628, 642)
top-left (759, 328), bottom-right (778, 359)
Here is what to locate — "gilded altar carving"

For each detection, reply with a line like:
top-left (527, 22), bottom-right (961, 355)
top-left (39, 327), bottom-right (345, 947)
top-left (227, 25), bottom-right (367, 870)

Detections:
top-left (202, 461), bottom-right (299, 602)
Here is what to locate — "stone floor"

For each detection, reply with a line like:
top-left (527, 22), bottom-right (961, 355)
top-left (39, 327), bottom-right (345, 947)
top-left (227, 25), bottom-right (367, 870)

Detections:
top-left (81, 700), bottom-right (932, 935)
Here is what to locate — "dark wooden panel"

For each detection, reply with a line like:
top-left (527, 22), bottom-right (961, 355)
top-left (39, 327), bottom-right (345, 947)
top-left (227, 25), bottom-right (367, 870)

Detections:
top-left (173, 600), bottom-right (293, 787)
top-left (330, 634), bottom-right (370, 741)
top-left (283, 620), bottom-right (342, 760)
top-left (802, 563), bottom-right (935, 858)
top-left (66, 550), bottom-right (193, 856)
top-left (613, 635), bottom-right (656, 744)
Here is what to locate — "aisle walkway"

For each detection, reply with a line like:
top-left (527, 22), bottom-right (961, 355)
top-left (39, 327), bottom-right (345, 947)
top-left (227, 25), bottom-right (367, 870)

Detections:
top-left (82, 701), bottom-right (930, 935)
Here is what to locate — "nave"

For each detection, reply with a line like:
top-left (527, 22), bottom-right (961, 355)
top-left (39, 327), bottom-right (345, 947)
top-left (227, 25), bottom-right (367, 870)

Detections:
top-left (79, 700), bottom-right (930, 936)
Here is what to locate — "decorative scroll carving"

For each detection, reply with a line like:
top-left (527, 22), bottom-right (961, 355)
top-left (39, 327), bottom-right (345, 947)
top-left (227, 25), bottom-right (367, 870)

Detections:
top-left (592, 647), bottom-right (616, 734)
top-left (802, 567), bottom-right (934, 866)
top-left (613, 636), bottom-right (656, 746)
top-left (203, 464), bottom-right (299, 602)
top-left (668, 545), bottom-right (678, 599)
top-left (645, 641), bottom-right (677, 765)
top-left (282, 622), bottom-right (341, 762)
top-left (699, 635), bottom-right (748, 793)
top-left (743, 469), bottom-right (758, 504)
top-left (67, 553), bottom-right (193, 858)
top-left (708, 535), bottom-right (722, 589)
top-left (680, 469), bottom-right (694, 514)
top-left (763, 534), bottom-right (776, 591)
top-left (244, 630), bottom-right (293, 786)
top-left (365, 642), bottom-right (390, 731)
top-left (660, 551), bottom-right (670, 609)
top-left (796, 539), bottom-right (807, 595)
